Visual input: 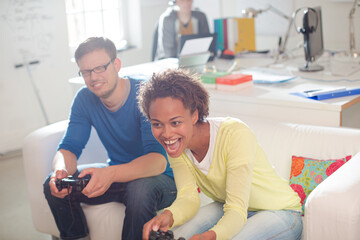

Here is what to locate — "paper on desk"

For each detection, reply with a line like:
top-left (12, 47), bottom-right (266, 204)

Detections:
top-left (239, 68), bottom-right (296, 84)
top-left (180, 37), bottom-right (213, 56)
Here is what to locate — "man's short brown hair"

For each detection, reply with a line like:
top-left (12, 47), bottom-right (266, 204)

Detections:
top-left (74, 37), bottom-right (117, 63)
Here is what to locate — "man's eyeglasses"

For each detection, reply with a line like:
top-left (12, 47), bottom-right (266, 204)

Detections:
top-left (78, 58), bottom-right (115, 77)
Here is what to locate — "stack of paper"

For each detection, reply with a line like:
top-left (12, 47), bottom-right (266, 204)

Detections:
top-left (239, 68), bottom-right (296, 84)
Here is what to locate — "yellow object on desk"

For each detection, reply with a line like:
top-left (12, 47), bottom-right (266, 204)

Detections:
top-left (234, 18), bottom-right (256, 52)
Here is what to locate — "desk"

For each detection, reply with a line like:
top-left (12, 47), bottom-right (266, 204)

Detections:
top-left (207, 56), bottom-right (360, 128)
top-left (208, 81), bottom-right (360, 128)
top-left (68, 57), bottom-right (360, 128)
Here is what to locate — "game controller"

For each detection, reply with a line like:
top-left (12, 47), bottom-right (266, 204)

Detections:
top-left (149, 230), bottom-right (185, 240)
top-left (55, 176), bottom-right (89, 192)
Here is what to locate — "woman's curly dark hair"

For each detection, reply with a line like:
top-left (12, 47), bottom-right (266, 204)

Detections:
top-left (138, 69), bottom-right (209, 123)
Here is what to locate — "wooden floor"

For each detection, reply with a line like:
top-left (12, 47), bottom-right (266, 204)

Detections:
top-left (0, 152), bottom-right (50, 240)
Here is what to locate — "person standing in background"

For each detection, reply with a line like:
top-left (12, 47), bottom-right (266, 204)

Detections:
top-left (156, 0), bottom-right (210, 60)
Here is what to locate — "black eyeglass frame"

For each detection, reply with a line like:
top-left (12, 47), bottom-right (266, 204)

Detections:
top-left (78, 58), bottom-right (115, 77)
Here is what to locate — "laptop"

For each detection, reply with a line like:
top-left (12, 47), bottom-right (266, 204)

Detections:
top-left (178, 33), bottom-right (217, 70)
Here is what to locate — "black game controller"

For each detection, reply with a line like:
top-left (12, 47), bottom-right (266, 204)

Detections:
top-left (55, 176), bottom-right (89, 192)
top-left (149, 230), bottom-right (185, 240)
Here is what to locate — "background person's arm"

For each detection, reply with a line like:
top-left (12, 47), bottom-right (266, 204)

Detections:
top-left (160, 13), bottom-right (178, 58)
top-left (197, 11), bottom-right (210, 34)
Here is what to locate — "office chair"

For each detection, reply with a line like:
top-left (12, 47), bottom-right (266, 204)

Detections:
top-left (151, 22), bottom-right (159, 61)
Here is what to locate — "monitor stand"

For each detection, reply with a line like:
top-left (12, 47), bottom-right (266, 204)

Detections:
top-left (299, 61), bottom-right (324, 72)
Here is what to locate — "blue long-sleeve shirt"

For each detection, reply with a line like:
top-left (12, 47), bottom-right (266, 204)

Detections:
top-left (58, 76), bottom-right (173, 177)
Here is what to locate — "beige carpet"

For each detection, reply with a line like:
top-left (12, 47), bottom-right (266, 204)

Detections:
top-left (0, 153), bottom-right (50, 240)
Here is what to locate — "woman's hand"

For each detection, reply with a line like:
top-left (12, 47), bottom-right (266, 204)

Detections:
top-left (189, 230), bottom-right (216, 240)
top-left (143, 210), bottom-right (174, 240)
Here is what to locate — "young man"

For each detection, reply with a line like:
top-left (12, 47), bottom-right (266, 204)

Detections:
top-left (43, 37), bottom-right (176, 240)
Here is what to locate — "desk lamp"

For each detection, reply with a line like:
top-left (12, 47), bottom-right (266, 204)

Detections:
top-left (349, 0), bottom-right (360, 58)
top-left (242, 5), bottom-right (293, 57)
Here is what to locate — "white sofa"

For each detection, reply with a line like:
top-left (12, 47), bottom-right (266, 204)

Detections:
top-left (23, 116), bottom-right (360, 240)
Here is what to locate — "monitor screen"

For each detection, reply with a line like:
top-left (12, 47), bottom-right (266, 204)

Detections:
top-left (303, 6), bottom-right (324, 63)
top-left (178, 33), bottom-right (217, 61)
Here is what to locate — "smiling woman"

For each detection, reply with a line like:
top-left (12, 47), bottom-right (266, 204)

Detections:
top-left (138, 69), bottom-right (303, 240)
top-left (139, 70), bottom-right (209, 160)
top-left (149, 97), bottom-right (201, 158)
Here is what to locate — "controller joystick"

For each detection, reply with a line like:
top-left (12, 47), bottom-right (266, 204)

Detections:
top-left (55, 176), bottom-right (89, 192)
top-left (149, 230), bottom-right (185, 240)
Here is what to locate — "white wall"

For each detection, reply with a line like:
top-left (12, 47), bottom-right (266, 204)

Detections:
top-left (0, 0), bottom-right (358, 154)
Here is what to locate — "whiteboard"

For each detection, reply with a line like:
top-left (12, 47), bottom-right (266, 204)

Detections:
top-left (0, 0), bottom-right (56, 66)
top-left (0, 0), bottom-right (73, 154)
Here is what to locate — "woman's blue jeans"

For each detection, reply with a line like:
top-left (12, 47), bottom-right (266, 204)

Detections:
top-left (172, 201), bottom-right (303, 240)
top-left (43, 163), bottom-right (177, 240)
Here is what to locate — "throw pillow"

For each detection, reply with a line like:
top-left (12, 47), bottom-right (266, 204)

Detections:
top-left (289, 155), bottom-right (352, 215)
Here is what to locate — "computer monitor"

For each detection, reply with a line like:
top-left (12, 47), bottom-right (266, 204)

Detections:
top-left (299, 6), bottom-right (324, 72)
top-left (178, 33), bottom-right (218, 61)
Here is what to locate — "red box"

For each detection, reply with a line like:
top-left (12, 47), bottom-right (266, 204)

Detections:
top-left (216, 73), bottom-right (253, 91)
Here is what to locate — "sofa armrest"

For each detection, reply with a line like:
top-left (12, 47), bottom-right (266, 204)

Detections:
top-left (22, 120), bottom-right (108, 236)
top-left (23, 120), bottom-right (69, 236)
top-left (304, 152), bottom-right (360, 240)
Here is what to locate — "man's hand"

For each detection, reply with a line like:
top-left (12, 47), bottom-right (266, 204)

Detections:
top-left (50, 149), bottom-right (78, 198)
top-left (143, 210), bottom-right (174, 240)
top-left (189, 231), bottom-right (216, 240)
top-left (79, 167), bottom-right (114, 198)
top-left (49, 169), bottom-right (70, 198)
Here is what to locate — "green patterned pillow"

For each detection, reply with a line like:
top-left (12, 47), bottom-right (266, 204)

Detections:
top-left (289, 155), bottom-right (351, 215)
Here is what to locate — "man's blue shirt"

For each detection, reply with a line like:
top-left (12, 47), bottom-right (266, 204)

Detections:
top-left (58, 76), bottom-right (173, 177)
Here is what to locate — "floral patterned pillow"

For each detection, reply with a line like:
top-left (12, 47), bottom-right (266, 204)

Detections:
top-left (289, 155), bottom-right (352, 215)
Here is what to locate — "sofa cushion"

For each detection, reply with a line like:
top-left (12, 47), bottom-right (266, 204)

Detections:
top-left (289, 155), bottom-right (351, 215)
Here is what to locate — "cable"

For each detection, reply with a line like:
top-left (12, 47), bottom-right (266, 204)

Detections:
top-left (66, 186), bottom-right (76, 234)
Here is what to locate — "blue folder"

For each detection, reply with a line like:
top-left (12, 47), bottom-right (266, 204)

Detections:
top-left (292, 88), bottom-right (360, 100)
